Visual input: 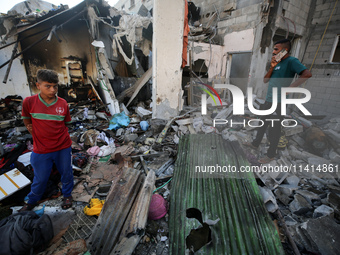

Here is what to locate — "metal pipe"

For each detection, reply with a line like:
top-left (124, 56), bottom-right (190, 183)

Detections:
top-left (3, 41), bottom-right (18, 84)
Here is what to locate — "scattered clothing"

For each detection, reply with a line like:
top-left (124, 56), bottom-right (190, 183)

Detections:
top-left (0, 211), bottom-right (54, 255)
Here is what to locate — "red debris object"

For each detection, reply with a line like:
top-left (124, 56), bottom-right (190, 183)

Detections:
top-left (148, 194), bottom-right (168, 220)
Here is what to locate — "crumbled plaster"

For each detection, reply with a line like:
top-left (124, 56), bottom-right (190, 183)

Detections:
top-left (154, 98), bottom-right (179, 120)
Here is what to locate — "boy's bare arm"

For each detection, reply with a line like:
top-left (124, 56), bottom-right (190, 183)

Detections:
top-left (23, 119), bottom-right (33, 134)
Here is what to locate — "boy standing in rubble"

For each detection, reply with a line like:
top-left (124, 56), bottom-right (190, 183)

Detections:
top-left (19, 69), bottom-right (74, 211)
top-left (246, 39), bottom-right (312, 163)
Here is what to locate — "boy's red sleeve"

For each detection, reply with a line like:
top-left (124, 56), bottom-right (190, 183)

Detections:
top-left (21, 98), bottom-right (31, 119)
top-left (65, 104), bottom-right (72, 124)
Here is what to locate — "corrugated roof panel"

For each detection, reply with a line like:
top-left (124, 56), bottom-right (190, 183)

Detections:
top-left (169, 134), bottom-right (284, 254)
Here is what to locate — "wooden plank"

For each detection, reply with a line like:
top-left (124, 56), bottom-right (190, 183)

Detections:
top-left (116, 67), bottom-right (152, 105)
top-left (111, 170), bottom-right (156, 255)
top-left (88, 168), bottom-right (143, 255)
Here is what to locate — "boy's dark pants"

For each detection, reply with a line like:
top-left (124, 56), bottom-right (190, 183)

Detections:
top-left (251, 101), bottom-right (283, 158)
top-left (28, 146), bottom-right (74, 205)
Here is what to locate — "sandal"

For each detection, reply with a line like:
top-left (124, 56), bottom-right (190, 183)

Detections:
top-left (61, 196), bottom-right (73, 210)
top-left (18, 203), bottom-right (36, 212)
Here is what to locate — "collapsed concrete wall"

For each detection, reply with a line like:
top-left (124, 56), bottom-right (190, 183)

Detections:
top-left (191, 0), bottom-right (331, 117)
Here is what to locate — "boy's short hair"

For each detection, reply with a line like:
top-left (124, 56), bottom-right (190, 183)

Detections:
top-left (37, 69), bottom-right (59, 84)
top-left (274, 39), bottom-right (291, 52)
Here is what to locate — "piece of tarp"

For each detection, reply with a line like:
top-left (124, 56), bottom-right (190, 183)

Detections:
top-left (0, 211), bottom-right (54, 255)
top-left (182, 0), bottom-right (189, 68)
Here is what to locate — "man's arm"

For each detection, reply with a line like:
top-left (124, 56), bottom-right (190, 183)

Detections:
top-left (23, 119), bottom-right (33, 134)
top-left (289, 69), bottom-right (312, 87)
top-left (264, 56), bottom-right (279, 83)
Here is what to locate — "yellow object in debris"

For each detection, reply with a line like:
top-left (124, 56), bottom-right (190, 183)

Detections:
top-left (83, 198), bottom-right (105, 216)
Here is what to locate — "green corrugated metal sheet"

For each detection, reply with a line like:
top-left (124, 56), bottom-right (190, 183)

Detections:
top-left (169, 134), bottom-right (284, 254)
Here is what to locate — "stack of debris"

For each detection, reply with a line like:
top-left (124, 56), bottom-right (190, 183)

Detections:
top-left (199, 97), bottom-right (340, 255)
top-left (1, 78), bottom-right (339, 254)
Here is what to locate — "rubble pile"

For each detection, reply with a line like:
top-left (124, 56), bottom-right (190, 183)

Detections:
top-left (0, 93), bottom-right (193, 254)
top-left (1, 90), bottom-right (339, 254)
top-left (213, 101), bottom-right (340, 255)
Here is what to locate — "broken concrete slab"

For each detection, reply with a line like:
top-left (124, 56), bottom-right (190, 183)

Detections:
top-left (284, 175), bottom-right (300, 187)
top-left (313, 205), bottom-right (334, 218)
top-left (124, 133), bottom-right (138, 142)
top-left (300, 216), bottom-right (340, 255)
top-left (289, 194), bottom-right (312, 215)
top-left (277, 184), bottom-right (298, 197)
top-left (327, 192), bottom-right (340, 220)
top-left (328, 185), bottom-right (340, 195)
top-left (295, 190), bottom-right (321, 205)
top-left (274, 188), bottom-right (292, 205)
top-left (324, 129), bottom-right (340, 144)
top-left (291, 134), bottom-right (306, 148)
top-left (283, 215), bottom-right (298, 226)
top-left (175, 118), bottom-right (193, 126)
top-left (289, 145), bottom-right (331, 165)
top-left (283, 125), bottom-right (303, 137)
top-left (259, 186), bottom-right (278, 213)
top-left (329, 150), bottom-right (340, 163)
top-left (294, 224), bottom-right (319, 254)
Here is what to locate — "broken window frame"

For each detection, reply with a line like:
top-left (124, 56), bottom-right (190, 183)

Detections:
top-left (329, 35), bottom-right (340, 64)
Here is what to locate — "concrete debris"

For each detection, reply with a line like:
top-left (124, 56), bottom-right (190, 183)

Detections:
top-left (289, 194), bottom-right (313, 215)
top-left (313, 205), bottom-right (334, 218)
top-left (283, 215), bottom-right (298, 226)
top-left (329, 150), bottom-right (340, 163)
top-left (283, 125), bottom-right (303, 137)
top-left (300, 216), bottom-right (340, 255)
top-left (259, 186), bottom-right (278, 213)
top-left (295, 190), bottom-right (321, 205)
top-left (274, 188), bottom-right (292, 205)
top-left (328, 185), bottom-right (340, 195)
top-left (323, 129), bottom-right (340, 144)
top-left (284, 175), bottom-right (300, 187)
top-left (136, 106), bottom-right (152, 118)
top-left (327, 192), bottom-right (340, 220)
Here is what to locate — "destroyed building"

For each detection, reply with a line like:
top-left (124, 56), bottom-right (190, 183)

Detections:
top-left (0, 0), bottom-right (340, 255)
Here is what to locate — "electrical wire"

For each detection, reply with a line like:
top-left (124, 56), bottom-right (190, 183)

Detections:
top-left (280, 16), bottom-right (290, 39)
top-left (153, 178), bottom-right (172, 194)
top-left (282, 16), bottom-right (296, 41)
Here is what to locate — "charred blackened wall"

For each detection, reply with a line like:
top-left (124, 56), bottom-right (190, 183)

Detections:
top-left (19, 14), bottom-right (97, 93)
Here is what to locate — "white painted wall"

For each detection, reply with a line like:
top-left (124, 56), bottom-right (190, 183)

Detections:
top-left (0, 42), bottom-right (31, 99)
top-left (223, 28), bottom-right (255, 53)
top-left (191, 42), bottom-right (224, 80)
top-left (152, 0), bottom-right (184, 119)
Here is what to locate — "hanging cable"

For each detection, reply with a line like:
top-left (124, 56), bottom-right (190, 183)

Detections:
top-left (309, 0), bottom-right (338, 72)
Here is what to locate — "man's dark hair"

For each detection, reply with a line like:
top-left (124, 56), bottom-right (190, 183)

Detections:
top-left (274, 39), bottom-right (291, 52)
top-left (37, 69), bottom-right (59, 83)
